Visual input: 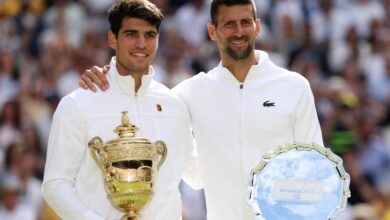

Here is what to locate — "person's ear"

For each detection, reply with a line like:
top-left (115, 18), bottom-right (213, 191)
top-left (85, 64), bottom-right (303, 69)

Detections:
top-left (207, 23), bottom-right (217, 41)
top-left (255, 19), bottom-right (261, 37)
top-left (108, 31), bottom-right (117, 49)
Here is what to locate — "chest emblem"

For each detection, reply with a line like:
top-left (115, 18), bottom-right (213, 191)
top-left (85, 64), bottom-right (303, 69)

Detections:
top-left (263, 100), bottom-right (275, 107)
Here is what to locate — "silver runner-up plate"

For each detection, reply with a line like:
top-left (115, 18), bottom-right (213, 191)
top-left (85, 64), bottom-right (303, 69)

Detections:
top-left (248, 143), bottom-right (351, 220)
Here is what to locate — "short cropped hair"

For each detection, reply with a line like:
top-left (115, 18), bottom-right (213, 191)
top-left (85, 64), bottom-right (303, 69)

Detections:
top-left (210, 0), bottom-right (257, 25)
top-left (108, 0), bottom-right (163, 37)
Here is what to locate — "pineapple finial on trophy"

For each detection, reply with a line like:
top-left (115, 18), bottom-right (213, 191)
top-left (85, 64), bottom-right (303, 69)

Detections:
top-left (121, 111), bottom-right (130, 126)
top-left (114, 111), bottom-right (138, 138)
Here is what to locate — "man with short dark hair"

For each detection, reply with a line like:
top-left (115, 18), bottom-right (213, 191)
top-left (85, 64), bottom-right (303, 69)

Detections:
top-left (174, 1), bottom-right (323, 219)
top-left (42, 0), bottom-right (200, 219)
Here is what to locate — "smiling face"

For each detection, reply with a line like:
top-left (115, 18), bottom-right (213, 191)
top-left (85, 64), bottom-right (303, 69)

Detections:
top-left (108, 17), bottom-right (159, 76)
top-left (208, 4), bottom-right (260, 62)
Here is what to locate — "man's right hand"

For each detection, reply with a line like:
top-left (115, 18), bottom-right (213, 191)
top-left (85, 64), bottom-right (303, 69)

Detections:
top-left (79, 65), bottom-right (110, 92)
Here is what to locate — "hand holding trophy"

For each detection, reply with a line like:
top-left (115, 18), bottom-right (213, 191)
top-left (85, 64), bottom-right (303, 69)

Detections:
top-left (248, 143), bottom-right (350, 220)
top-left (89, 111), bottom-right (167, 220)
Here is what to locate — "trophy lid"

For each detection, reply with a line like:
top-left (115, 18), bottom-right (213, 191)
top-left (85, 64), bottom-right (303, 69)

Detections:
top-left (107, 111), bottom-right (151, 145)
top-left (114, 111), bottom-right (139, 138)
top-left (106, 111), bottom-right (150, 143)
top-left (104, 111), bottom-right (155, 162)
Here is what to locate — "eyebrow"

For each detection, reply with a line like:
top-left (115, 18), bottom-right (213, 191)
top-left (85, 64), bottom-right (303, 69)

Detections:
top-left (122, 29), bottom-right (158, 35)
top-left (122, 29), bottom-right (138, 34)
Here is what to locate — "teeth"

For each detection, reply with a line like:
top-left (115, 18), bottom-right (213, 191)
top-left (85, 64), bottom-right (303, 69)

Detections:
top-left (132, 53), bottom-right (147, 57)
top-left (231, 39), bottom-right (246, 45)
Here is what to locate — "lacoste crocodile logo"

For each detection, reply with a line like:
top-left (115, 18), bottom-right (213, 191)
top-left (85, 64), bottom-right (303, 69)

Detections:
top-left (263, 100), bottom-right (275, 107)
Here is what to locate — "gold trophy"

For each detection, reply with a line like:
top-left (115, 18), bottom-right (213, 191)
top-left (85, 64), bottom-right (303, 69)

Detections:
top-left (88, 111), bottom-right (167, 220)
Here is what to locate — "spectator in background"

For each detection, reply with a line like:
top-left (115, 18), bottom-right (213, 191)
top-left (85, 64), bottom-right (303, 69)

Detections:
top-left (172, 0), bottom-right (210, 73)
top-left (22, 125), bottom-right (46, 178)
top-left (79, 0), bottom-right (114, 33)
top-left (153, 20), bottom-right (196, 88)
top-left (354, 113), bottom-right (390, 189)
top-left (0, 100), bottom-right (22, 171)
top-left (305, 0), bottom-right (349, 76)
top-left (0, 51), bottom-right (20, 111)
top-left (349, 0), bottom-right (385, 41)
top-left (20, 76), bottom-right (53, 151)
top-left (307, 0), bottom-right (351, 48)
top-left (0, 172), bottom-right (37, 220)
top-left (362, 37), bottom-right (390, 103)
top-left (271, 0), bottom-right (304, 58)
top-left (174, 0), bottom-right (209, 49)
top-left (154, 51), bottom-right (195, 88)
top-left (4, 144), bottom-right (43, 212)
top-left (42, 0), bottom-right (87, 48)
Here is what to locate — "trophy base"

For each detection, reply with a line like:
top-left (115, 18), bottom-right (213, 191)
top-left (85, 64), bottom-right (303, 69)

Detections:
top-left (121, 213), bottom-right (139, 220)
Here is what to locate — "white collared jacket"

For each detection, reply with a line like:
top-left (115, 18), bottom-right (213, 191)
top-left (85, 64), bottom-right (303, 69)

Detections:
top-left (173, 50), bottom-right (324, 220)
top-left (42, 57), bottom-right (201, 220)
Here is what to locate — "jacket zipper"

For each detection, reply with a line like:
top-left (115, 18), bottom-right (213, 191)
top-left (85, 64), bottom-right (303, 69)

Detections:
top-left (238, 82), bottom-right (246, 219)
top-left (134, 92), bottom-right (143, 134)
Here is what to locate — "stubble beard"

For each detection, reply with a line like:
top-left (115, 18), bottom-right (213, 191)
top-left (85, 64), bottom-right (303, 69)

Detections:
top-left (225, 37), bottom-right (254, 60)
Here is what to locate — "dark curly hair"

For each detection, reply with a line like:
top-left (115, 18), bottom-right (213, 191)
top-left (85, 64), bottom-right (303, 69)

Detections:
top-left (108, 0), bottom-right (163, 37)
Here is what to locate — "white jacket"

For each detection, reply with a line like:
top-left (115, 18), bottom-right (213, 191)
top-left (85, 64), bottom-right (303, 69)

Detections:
top-left (42, 57), bottom-right (199, 220)
top-left (173, 50), bottom-right (324, 220)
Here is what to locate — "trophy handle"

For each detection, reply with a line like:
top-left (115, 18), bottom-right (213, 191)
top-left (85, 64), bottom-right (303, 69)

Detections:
top-left (155, 141), bottom-right (167, 170)
top-left (88, 136), bottom-right (106, 173)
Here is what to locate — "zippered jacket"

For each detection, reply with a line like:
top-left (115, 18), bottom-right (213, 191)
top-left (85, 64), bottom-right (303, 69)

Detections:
top-left (42, 57), bottom-right (200, 220)
top-left (173, 50), bottom-right (324, 220)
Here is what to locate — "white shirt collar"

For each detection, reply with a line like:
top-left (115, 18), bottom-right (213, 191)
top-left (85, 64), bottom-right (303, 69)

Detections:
top-left (107, 56), bottom-right (154, 96)
top-left (208, 50), bottom-right (270, 86)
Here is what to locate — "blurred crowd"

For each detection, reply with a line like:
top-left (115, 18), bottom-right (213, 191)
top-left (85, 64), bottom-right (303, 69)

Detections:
top-left (0, 0), bottom-right (390, 219)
